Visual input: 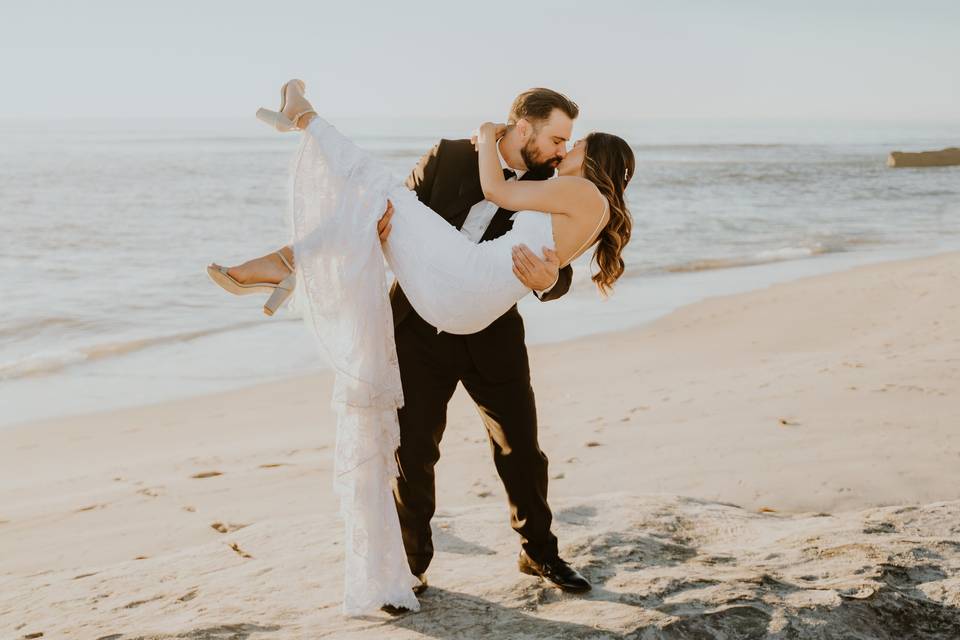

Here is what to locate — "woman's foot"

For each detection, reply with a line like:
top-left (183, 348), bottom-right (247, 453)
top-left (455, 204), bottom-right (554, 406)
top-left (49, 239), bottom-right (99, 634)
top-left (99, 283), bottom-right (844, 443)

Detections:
top-left (280, 80), bottom-right (316, 129)
top-left (255, 80), bottom-right (317, 131)
top-left (213, 247), bottom-right (294, 286)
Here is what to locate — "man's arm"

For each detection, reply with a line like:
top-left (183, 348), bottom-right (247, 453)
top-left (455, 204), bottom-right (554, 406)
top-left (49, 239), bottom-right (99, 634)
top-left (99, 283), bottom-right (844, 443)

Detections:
top-left (512, 245), bottom-right (574, 302)
top-left (405, 140), bottom-right (442, 204)
top-left (537, 264), bottom-right (572, 301)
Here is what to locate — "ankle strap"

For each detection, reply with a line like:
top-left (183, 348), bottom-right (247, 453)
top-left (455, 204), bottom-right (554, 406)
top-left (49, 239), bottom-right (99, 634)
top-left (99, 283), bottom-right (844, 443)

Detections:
top-left (275, 250), bottom-right (294, 273)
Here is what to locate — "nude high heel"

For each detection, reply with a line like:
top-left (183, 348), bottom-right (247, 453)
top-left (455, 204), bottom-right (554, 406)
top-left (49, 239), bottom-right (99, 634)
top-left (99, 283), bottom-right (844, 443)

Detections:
top-left (206, 251), bottom-right (296, 316)
top-left (263, 274), bottom-right (295, 316)
top-left (256, 79), bottom-right (316, 132)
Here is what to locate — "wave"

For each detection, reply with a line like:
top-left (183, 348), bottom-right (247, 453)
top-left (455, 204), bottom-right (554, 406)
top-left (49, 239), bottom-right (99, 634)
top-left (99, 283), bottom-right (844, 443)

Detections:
top-left (634, 143), bottom-right (791, 151)
top-left (0, 316), bottom-right (94, 342)
top-left (0, 319), bottom-right (284, 381)
top-left (662, 244), bottom-right (837, 274)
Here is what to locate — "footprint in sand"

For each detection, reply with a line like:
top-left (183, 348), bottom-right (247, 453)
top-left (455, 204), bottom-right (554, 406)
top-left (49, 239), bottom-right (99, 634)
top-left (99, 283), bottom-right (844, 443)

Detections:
top-left (585, 441), bottom-right (602, 448)
top-left (137, 487), bottom-right (165, 497)
top-left (862, 521), bottom-right (897, 534)
top-left (177, 588), bottom-right (199, 602)
top-left (75, 504), bottom-right (107, 512)
top-left (258, 463), bottom-right (289, 469)
top-left (471, 480), bottom-right (493, 498)
top-left (191, 471), bottom-right (223, 479)
top-left (210, 521), bottom-right (249, 534)
top-left (120, 594), bottom-right (164, 609)
top-left (228, 542), bottom-right (253, 558)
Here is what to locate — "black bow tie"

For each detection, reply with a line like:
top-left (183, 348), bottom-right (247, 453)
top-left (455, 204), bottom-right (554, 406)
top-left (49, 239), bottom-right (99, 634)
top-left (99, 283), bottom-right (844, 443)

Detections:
top-left (503, 168), bottom-right (517, 180)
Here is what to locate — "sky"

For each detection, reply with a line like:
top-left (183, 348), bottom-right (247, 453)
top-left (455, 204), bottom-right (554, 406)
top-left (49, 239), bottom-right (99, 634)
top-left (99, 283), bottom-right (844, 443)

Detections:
top-left (0, 0), bottom-right (957, 121)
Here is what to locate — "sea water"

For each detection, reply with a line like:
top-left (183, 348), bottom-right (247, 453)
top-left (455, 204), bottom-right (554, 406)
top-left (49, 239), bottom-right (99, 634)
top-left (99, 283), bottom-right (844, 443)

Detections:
top-left (1, 116), bottom-right (958, 426)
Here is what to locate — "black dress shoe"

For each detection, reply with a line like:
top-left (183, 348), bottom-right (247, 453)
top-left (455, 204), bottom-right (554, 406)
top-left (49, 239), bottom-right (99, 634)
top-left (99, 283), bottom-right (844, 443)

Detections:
top-left (380, 573), bottom-right (427, 615)
top-left (412, 572), bottom-right (428, 595)
top-left (518, 550), bottom-right (592, 593)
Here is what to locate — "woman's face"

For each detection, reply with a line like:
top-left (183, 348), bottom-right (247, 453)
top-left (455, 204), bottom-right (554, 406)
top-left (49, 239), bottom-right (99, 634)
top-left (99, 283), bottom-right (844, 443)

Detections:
top-left (556, 138), bottom-right (586, 177)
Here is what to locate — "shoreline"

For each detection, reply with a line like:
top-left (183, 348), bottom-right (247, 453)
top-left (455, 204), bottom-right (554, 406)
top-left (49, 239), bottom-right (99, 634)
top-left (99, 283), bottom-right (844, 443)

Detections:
top-left (4, 242), bottom-right (956, 430)
top-left (3, 248), bottom-right (958, 509)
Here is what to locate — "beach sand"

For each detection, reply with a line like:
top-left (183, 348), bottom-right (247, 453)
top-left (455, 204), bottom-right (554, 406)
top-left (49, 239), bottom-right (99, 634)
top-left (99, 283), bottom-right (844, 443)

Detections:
top-left (2, 251), bottom-right (960, 638)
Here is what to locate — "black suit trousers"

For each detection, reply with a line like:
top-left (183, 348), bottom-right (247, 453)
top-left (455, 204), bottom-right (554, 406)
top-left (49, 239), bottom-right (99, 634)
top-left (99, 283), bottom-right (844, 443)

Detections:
top-left (391, 308), bottom-right (559, 576)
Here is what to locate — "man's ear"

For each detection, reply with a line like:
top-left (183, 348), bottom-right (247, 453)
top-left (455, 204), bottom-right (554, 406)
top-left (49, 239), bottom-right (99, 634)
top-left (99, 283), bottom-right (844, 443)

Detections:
top-left (515, 118), bottom-right (530, 139)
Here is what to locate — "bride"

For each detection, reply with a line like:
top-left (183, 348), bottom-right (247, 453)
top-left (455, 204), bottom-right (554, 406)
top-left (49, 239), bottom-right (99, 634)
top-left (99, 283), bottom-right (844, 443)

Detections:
top-left (207, 80), bottom-right (635, 614)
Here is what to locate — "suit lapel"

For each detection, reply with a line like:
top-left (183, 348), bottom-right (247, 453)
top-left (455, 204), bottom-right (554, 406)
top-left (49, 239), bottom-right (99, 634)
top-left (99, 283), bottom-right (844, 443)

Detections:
top-left (435, 150), bottom-right (484, 229)
top-left (447, 174), bottom-right (484, 229)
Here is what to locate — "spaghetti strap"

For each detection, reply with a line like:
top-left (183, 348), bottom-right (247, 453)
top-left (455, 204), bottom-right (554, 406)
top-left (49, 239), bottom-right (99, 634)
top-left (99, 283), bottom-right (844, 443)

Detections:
top-left (568, 187), bottom-right (609, 261)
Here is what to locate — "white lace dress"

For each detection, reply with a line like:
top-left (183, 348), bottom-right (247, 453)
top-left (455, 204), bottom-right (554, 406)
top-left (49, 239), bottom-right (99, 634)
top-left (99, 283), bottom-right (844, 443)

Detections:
top-left (288, 116), bottom-right (555, 615)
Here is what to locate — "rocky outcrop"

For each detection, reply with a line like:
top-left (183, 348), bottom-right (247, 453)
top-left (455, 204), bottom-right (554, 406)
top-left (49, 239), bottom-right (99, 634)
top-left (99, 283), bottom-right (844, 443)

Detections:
top-left (888, 147), bottom-right (960, 168)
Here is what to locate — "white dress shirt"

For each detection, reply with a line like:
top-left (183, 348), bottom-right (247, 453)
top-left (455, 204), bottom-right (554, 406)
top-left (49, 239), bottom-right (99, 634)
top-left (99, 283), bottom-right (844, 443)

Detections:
top-left (459, 140), bottom-right (558, 297)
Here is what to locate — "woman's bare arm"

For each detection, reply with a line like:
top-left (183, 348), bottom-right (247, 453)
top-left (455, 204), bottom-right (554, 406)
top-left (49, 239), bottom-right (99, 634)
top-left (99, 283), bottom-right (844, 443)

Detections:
top-left (476, 122), bottom-right (596, 217)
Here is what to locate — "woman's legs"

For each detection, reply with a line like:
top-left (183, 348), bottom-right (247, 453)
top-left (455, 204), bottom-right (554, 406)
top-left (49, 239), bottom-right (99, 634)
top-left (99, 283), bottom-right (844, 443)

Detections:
top-left (279, 83), bottom-right (315, 130)
top-left (215, 105), bottom-right (315, 285)
top-left (219, 245), bottom-right (294, 285)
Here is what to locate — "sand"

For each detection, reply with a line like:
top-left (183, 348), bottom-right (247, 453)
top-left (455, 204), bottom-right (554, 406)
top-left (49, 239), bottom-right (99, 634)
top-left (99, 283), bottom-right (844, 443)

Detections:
top-left (2, 251), bottom-right (960, 638)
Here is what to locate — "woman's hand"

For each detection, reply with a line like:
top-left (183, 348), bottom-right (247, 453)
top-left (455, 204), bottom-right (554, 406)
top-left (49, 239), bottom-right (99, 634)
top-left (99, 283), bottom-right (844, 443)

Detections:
top-left (471, 122), bottom-right (508, 150)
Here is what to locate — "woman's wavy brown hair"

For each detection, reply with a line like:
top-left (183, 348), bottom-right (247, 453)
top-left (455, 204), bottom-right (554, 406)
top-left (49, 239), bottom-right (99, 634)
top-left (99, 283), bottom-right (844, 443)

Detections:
top-left (582, 132), bottom-right (635, 295)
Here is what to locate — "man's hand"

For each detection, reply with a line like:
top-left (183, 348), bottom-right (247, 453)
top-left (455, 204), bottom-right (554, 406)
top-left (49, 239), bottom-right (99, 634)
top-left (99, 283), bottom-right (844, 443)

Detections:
top-left (512, 244), bottom-right (560, 291)
top-left (377, 199), bottom-right (394, 243)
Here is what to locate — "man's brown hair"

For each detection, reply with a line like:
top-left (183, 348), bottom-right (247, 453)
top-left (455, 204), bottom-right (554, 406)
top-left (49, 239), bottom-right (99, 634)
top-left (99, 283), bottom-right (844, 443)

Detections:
top-left (508, 88), bottom-right (579, 125)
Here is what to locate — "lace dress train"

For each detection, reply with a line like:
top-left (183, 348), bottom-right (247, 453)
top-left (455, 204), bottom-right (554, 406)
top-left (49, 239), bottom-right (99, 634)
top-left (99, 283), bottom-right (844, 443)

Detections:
top-left (287, 116), bottom-right (554, 615)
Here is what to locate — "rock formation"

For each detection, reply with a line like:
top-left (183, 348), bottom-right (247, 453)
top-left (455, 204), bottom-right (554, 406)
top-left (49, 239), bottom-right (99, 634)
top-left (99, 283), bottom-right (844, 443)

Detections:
top-left (888, 147), bottom-right (960, 168)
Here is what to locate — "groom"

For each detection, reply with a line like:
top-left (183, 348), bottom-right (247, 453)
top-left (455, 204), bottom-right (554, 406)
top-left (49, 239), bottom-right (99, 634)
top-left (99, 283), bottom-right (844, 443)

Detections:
top-left (383, 88), bottom-right (591, 598)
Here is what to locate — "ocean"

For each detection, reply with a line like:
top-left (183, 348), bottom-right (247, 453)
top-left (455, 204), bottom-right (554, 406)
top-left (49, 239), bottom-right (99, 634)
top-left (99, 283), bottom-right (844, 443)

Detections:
top-left (2, 116), bottom-right (958, 426)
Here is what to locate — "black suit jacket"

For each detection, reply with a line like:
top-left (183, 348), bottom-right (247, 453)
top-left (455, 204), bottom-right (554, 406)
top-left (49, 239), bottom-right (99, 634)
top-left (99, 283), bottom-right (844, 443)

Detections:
top-left (389, 138), bottom-right (574, 330)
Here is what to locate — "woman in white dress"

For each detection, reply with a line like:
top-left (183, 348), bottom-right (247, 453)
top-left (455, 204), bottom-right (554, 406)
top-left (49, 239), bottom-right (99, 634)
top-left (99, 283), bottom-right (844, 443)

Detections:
top-left (207, 80), bottom-right (635, 615)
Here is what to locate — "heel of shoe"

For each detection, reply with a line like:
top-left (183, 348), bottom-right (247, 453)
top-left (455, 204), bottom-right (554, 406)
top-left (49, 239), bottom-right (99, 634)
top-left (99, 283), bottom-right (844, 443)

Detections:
top-left (263, 274), bottom-right (296, 316)
top-left (256, 108), bottom-right (296, 132)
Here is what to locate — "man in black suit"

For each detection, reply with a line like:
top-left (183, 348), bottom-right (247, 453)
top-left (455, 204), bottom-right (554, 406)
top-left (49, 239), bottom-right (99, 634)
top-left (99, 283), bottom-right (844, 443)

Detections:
top-left (382, 88), bottom-right (591, 597)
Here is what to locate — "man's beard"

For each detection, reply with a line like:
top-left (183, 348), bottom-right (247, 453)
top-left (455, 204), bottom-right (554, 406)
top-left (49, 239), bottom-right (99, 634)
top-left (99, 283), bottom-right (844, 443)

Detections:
top-left (520, 138), bottom-right (562, 174)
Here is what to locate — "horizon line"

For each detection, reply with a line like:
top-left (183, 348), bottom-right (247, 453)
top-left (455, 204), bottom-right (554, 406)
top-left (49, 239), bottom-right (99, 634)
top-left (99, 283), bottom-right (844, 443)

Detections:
top-left (2, 114), bottom-right (960, 123)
